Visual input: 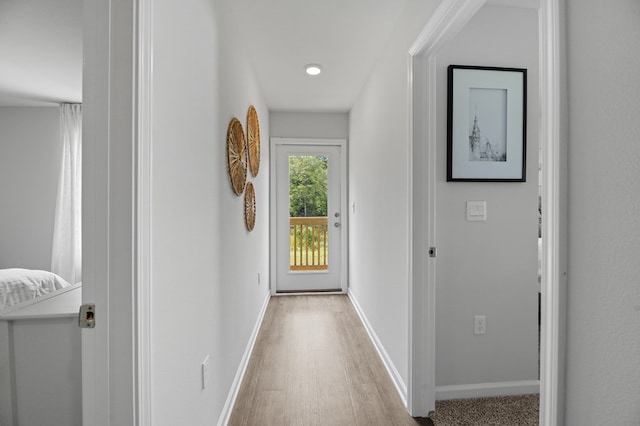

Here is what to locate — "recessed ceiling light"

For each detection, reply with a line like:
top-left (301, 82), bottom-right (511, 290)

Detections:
top-left (305, 64), bottom-right (322, 76)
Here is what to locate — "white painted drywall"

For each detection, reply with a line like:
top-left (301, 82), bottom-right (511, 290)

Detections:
top-left (0, 107), bottom-right (61, 270)
top-left (565, 0), bottom-right (640, 423)
top-left (149, 0), bottom-right (269, 423)
top-left (270, 112), bottom-right (349, 139)
top-left (216, 0), bottom-right (271, 420)
top-left (348, 0), bottom-right (440, 390)
top-left (434, 6), bottom-right (539, 388)
top-left (11, 317), bottom-right (82, 426)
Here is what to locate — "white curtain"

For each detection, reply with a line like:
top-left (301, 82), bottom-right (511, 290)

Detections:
top-left (51, 103), bottom-right (82, 284)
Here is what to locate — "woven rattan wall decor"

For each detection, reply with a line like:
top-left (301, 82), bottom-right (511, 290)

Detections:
top-left (246, 105), bottom-right (261, 177)
top-left (226, 117), bottom-right (247, 196)
top-left (244, 181), bottom-right (256, 231)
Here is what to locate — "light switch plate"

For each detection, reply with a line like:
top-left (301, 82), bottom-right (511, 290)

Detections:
top-left (474, 315), bottom-right (486, 334)
top-left (467, 201), bottom-right (487, 222)
top-left (202, 355), bottom-right (210, 390)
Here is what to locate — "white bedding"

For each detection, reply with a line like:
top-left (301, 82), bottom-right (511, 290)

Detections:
top-left (0, 269), bottom-right (71, 311)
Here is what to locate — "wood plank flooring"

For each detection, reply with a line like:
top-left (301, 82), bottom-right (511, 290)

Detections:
top-left (228, 295), bottom-right (433, 426)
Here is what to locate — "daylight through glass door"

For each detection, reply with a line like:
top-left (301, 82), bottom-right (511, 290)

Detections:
top-left (288, 155), bottom-right (329, 271)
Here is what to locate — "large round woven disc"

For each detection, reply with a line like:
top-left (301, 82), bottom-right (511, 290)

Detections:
top-left (244, 182), bottom-right (256, 231)
top-left (226, 117), bottom-right (247, 196)
top-left (246, 105), bottom-right (261, 177)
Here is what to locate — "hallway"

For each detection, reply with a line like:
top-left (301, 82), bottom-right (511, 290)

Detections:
top-left (228, 295), bottom-right (432, 426)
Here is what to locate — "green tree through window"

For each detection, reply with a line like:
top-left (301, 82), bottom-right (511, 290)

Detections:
top-left (289, 155), bottom-right (328, 217)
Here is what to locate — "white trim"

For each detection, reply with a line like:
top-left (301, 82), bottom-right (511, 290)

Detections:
top-left (348, 291), bottom-right (407, 406)
top-left (408, 0), bottom-right (564, 423)
top-left (407, 49), bottom-right (436, 417)
top-left (217, 292), bottom-right (271, 426)
top-left (539, 0), bottom-right (565, 425)
top-left (409, 0), bottom-right (486, 57)
top-left (405, 34), bottom-right (416, 418)
top-left (436, 380), bottom-right (540, 400)
top-left (269, 138), bottom-right (277, 295)
top-left (136, 0), bottom-right (153, 424)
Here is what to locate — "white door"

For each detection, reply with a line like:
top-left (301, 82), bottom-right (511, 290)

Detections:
top-left (82, 0), bottom-right (140, 423)
top-left (271, 139), bottom-right (347, 293)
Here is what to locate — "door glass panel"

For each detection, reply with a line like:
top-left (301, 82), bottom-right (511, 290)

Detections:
top-left (288, 155), bottom-right (329, 271)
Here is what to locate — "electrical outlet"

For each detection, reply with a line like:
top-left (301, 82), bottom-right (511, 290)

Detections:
top-left (257, 272), bottom-right (261, 285)
top-left (474, 315), bottom-right (486, 335)
top-left (201, 355), bottom-right (210, 390)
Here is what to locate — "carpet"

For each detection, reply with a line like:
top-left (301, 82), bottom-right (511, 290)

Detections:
top-left (430, 394), bottom-right (539, 426)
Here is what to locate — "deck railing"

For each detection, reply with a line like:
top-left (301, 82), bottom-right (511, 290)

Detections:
top-left (290, 216), bottom-right (328, 271)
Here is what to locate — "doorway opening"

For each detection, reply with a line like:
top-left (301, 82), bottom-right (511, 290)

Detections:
top-left (408, 0), bottom-right (564, 424)
top-left (270, 138), bottom-right (348, 294)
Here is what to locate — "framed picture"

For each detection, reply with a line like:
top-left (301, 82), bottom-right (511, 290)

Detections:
top-left (447, 65), bottom-right (527, 182)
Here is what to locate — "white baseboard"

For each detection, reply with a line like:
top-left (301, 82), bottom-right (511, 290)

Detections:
top-left (347, 291), bottom-right (408, 406)
top-left (436, 380), bottom-right (540, 401)
top-left (217, 291), bottom-right (271, 426)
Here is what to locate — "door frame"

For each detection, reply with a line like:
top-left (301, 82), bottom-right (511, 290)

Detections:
top-left (269, 138), bottom-right (349, 296)
top-left (82, 0), bottom-right (151, 424)
top-left (407, 0), bottom-right (566, 423)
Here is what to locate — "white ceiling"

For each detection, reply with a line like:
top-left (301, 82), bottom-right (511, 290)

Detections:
top-left (0, 0), bottom-right (83, 106)
top-left (227, 0), bottom-right (409, 112)
top-left (0, 0), bottom-right (410, 111)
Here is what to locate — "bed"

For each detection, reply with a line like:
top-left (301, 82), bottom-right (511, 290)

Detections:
top-left (0, 269), bottom-right (82, 425)
top-left (0, 268), bottom-right (71, 311)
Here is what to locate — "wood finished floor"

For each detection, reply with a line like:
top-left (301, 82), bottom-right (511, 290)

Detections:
top-left (229, 295), bottom-right (433, 426)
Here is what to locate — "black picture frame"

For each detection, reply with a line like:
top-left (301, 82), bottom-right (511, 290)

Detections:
top-left (447, 65), bottom-right (527, 182)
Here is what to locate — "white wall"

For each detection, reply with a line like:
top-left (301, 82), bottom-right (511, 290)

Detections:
top-left (270, 112), bottom-right (349, 139)
top-left (434, 6), bottom-right (539, 389)
top-left (0, 107), bottom-right (61, 270)
top-left (217, 0), bottom-right (271, 420)
top-left (565, 0), bottom-right (640, 423)
top-left (348, 0), bottom-right (439, 393)
top-left (149, 0), bottom-right (269, 424)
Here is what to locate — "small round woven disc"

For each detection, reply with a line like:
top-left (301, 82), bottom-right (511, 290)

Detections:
top-left (244, 182), bottom-right (256, 231)
top-left (226, 117), bottom-right (247, 196)
top-left (246, 105), bottom-right (261, 177)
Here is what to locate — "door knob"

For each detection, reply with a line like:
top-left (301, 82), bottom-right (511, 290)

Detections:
top-left (334, 222), bottom-right (340, 228)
